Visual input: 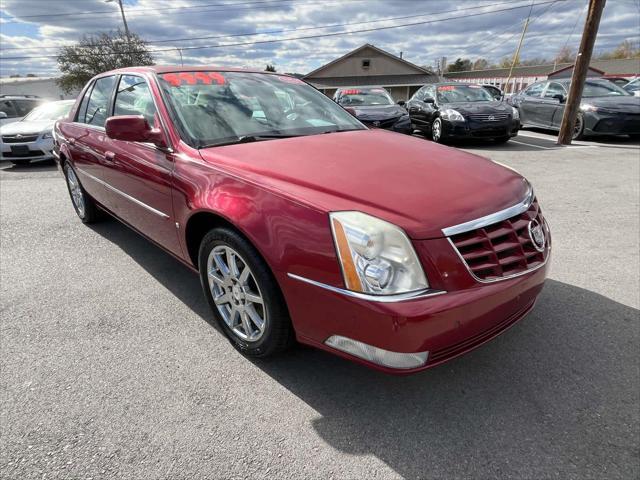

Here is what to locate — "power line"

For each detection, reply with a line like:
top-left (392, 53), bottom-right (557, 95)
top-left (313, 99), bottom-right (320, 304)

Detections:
top-left (0, 0), bottom-right (562, 60)
top-left (0, 0), bottom-right (348, 24)
top-left (0, 0), bottom-right (524, 52)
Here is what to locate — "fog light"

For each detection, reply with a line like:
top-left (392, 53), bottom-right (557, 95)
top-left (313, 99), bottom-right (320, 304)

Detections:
top-left (325, 335), bottom-right (429, 369)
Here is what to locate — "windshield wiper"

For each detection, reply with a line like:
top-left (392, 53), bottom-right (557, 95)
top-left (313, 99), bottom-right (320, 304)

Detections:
top-left (199, 134), bottom-right (299, 148)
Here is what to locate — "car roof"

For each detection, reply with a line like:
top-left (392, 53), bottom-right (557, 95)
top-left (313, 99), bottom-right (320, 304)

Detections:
top-left (104, 65), bottom-right (278, 75)
top-left (0, 95), bottom-right (42, 100)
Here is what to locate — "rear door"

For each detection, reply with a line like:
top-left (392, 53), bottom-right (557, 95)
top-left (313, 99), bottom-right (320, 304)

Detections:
top-left (407, 86), bottom-right (436, 129)
top-left (101, 74), bottom-right (180, 254)
top-left (61, 75), bottom-right (117, 205)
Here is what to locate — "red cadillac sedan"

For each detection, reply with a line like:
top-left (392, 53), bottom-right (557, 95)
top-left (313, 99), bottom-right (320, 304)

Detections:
top-left (54, 67), bottom-right (550, 373)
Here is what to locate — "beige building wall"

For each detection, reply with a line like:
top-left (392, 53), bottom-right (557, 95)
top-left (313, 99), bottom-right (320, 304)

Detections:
top-left (310, 46), bottom-right (418, 78)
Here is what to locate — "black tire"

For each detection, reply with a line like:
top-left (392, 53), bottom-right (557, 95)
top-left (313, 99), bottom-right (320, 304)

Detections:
top-left (10, 160), bottom-right (31, 166)
top-left (431, 117), bottom-right (446, 143)
top-left (63, 162), bottom-right (100, 223)
top-left (493, 136), bottom-right (511, 144)
top-left (629, 134), bottom-right (640, 140)
top-left (572, 112), bottom-right (586, 140)
top-left (198, 227), bottom-right (294, 357)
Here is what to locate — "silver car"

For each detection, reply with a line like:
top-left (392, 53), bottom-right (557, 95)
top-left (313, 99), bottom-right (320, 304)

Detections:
top-left (0, 100), bottom-right (74, 166)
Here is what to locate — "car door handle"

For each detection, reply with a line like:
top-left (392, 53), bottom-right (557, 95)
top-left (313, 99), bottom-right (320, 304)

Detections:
top-left (104, 151), bottom-right (116, 162)
top-left (68, 138), bottom-right (76, 145)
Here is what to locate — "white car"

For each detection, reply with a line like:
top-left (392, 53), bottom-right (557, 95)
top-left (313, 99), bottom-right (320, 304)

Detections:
top-left (0, 95), bottom-right (43, 126)
top-left (0, 100), bottom-right (74, 166)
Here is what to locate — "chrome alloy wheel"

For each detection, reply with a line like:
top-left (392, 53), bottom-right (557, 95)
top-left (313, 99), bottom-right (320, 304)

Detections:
top-left (207, 245), bottom-right (267, 342)
top-left (66, 167), bottom-right (85, 218)
top-left (572, 114), bottom-right (584, 140)
top-left (432, 118), bottom-right (442, 142)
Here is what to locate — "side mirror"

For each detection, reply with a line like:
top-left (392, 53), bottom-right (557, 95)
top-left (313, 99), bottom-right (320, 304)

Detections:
top-left (553, 93), bottom-right (566, 103)
top-left (344, 107), bottom-right (357, 117)
top-left (105, 115), bottom-right (166, 148)
top-left (397, 100), bottom-right (406, 107)
top-left (0, 111), bottom-right (7, 119)
top-left (423, 97), bottom-right (435, 104)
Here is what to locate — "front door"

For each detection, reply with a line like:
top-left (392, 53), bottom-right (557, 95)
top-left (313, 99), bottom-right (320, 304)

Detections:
top-left (101, 74), bottom-right (181, 256)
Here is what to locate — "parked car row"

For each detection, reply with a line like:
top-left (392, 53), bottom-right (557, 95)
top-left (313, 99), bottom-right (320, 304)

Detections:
top-left (332, 77), bottom-right (639, 143)
top-left (52, 66), bottom-right (551, 373)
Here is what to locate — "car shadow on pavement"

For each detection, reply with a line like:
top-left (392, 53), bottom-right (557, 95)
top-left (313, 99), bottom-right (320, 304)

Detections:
top-left (89, 217), bottom-right (639, 479)
top-left (0, 160), bottom-right (57, 172)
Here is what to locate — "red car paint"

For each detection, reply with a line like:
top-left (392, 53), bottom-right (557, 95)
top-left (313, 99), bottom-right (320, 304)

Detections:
top-left (55, 66), bottom-right (550, 373)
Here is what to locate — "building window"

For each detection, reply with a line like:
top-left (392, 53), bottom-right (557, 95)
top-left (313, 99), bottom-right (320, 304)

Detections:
top-left (362, 59), bottom-right (370, 69)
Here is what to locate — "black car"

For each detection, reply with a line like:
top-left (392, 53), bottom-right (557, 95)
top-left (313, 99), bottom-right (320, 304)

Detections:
top-left (333, 87), bottom-right (412, 134)
top-left (406, 83), bottom-right (520, 143)
top-left (511, 78), bottom-right (640, 140)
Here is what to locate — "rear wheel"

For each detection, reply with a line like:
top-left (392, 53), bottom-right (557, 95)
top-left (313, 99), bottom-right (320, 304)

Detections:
top-left (63, 163), bottom-right (100, 223)
top-left (198, 227), bottom-right (294, 357)
top-left (431, 117), bottom-right (446, 143)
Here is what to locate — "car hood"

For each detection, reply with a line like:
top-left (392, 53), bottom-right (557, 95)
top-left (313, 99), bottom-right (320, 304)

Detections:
top-left (351, 104), bottom-right (407, 121)
top-left (582, 95), bottom-right (640, 113)
top-left (0, 120), bottom-right (53, 136)
top-left (444, 101), bottom-right (512, 115)
top-left (198, 129), bottom-right (529, 239)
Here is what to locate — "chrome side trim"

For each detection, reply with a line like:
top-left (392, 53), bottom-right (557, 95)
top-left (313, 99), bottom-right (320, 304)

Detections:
top-left (446, 236), bottom-right (550, 284)
top-left (75, 167), bottom-right (170, 219)
top-left (441, 186), bottom-right (534, 237)
top-left (287, 273), bottom-right (446, 302)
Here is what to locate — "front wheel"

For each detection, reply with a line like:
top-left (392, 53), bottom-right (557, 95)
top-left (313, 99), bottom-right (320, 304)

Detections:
top-left (198, 227), bottom-right (294, 357)
top-left (572, 112), bottom-right (586, 140)
top-left (431, 117), bottom-right (446, 143)
top-left (63, 163), bottom-right (100, 223)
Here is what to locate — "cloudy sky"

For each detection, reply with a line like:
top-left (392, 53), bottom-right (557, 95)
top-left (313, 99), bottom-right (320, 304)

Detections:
top-left (1, 0), bottom-right (638, 77)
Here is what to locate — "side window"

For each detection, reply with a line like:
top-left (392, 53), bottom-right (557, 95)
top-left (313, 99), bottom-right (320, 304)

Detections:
top-left (13, 100), bottom-right (39, 116)
top-left (411, 87), bottom-right (425, 101)
top-left (82, 75), bottom-right (116, 127)
top-left (0, 100), bottom-right (18, 118)
top-left (76, 83), bottom-right (93, 123)
top-left (423, 85), bottom-right (436, 100)
top-left (524, 82), bottom-right (545, 98)
top-left (544, 82), bottom-right (566, 99)
top-left (114, 75), bottom-right (157, 126)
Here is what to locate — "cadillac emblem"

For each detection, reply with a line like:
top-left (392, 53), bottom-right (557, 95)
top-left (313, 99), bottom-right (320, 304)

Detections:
top-left (528, 219), bottom-right (546, 252)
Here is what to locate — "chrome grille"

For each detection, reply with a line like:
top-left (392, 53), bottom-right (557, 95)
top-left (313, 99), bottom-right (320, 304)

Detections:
top-left (467, 113), bottom-right (510, 122)
top-left (2, 134), bottom-right (39, 143)
top-left (449, 198), bottom-right (549, 281)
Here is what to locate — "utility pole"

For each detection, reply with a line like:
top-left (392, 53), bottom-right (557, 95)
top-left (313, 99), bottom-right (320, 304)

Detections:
top-left (106, 0), bottom-right (131, 42)
top-left (505, 15), bottom-right (531, 94)
top-left (557, 0), bottom-right (606, 145)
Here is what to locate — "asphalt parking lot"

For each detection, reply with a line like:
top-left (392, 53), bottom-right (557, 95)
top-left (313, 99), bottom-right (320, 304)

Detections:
top-left (1, 130), bottom-right (638, 479)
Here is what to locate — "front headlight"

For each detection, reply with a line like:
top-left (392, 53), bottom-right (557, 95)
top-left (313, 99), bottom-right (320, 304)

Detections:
top-left (441, 108), bottom-right (465, 121)
top-left (581, 103), bottom-right (597, 112)
top-left (330, 211), bottom-right (429, 295)
top-left (511, 106), bottom-right (520, 119)
top-left (42, 131), bottom-right (53, 139)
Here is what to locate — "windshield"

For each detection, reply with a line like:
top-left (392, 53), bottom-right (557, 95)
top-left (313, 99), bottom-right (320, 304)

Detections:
top-left (580, 79), bottom-right (630, 97)
top-left (437, 85), bottom-right (494, 103)
top-left (23, 101), bottom-right (73, 121)
top-left (337, 88), bottom-right (394, 106)
top-left (158, 71), bottom-right (364, 147)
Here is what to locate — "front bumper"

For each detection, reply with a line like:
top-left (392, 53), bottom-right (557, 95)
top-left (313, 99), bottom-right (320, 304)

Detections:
top-left (282, 254), bottom-right (549, 374)
top-left (584, 110), bottom-right (640, 136)
top-left (443, 118), bottom-right (520, 139)
top-left (0, 136), bottom-right (54, 162)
